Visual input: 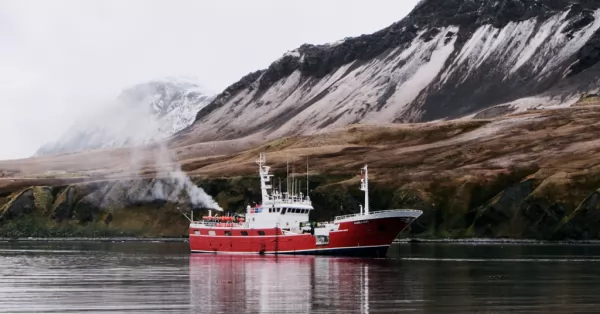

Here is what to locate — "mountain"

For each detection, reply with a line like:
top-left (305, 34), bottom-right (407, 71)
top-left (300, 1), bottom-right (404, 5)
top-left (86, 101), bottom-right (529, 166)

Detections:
top-left (182, 0), bottom-right (600, 143)
top-left (35, 77), bottom-right (214, 156)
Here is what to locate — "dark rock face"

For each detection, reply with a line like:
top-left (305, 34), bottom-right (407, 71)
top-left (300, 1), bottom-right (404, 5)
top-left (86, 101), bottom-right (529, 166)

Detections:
top-left (470, 180), bottom-right (535, 237)
top-left (554, 190), bottom-right (600, 239)
top-left (0, 189), bottom-right (35, 221)
top-left (567, 28), bottom-right (600, 77)
top-left (51, 186), bottom-right (79, 221)
top-left (185, 0), bottom-right (600, 143)
top-left (74, 189), bottom-right (105, 223)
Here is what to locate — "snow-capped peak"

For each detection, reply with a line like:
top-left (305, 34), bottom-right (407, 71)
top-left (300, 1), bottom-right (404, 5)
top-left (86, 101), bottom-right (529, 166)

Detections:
top-left (35, 77), bottom-right (215, 157)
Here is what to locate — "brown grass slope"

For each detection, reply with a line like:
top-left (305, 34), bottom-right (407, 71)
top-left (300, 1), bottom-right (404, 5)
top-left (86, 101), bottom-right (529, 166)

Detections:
top-left (2, 105), bottom-right (600, 239)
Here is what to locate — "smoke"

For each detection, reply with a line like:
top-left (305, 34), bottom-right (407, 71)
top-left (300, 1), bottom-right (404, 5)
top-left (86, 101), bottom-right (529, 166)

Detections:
top-left (124, 114), bottom-right (223, 211)
top-left (146, 141), bottom-right (223, 211)
top-left (54, 78), bottom-right (224, 211)
top-left (8, 77), bottom-right (224, 212)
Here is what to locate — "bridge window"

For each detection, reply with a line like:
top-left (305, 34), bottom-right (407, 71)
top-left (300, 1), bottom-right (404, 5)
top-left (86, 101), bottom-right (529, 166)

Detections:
top-left (258, 230), bottom-right (265, 236)
top-left (241, 231), bottom-right (248, 236)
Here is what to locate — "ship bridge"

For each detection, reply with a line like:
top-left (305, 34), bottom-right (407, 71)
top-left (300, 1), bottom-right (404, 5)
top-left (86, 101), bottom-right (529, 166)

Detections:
top-left (245, 153), bottom-right (314, 231)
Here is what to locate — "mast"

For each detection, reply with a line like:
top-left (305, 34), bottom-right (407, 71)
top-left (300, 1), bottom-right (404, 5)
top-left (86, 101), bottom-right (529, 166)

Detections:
top-left (256, 153), bottom-right (272, 203)
top-left (360, 164), bottom-right (369, 215)
top-left (292, 162), bottom-right (295, 199)
top-left (306, 156), bottom-right (309, 201)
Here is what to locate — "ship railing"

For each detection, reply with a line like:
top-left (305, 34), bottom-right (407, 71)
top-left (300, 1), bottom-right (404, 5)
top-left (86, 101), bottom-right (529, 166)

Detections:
top-left (333, 209), bottom-right (423, 221)
top-left (194, 221), bottom-right (247, 228)
top-left (264, 196), bottom-right (313, 206)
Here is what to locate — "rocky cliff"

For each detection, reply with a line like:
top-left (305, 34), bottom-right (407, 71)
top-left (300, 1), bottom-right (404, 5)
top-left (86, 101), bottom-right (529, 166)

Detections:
top-left (182, 0), bottom-right (600, 144)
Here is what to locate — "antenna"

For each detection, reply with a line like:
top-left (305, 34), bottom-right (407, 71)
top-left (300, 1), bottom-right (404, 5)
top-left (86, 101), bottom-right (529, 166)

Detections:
top-left (292, 162), bottom-right (295, 198)
top-left (306, 155), bottom-right (309, 200)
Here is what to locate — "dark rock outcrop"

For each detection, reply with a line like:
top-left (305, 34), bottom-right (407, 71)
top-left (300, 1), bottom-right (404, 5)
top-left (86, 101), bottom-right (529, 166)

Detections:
top-left (0, 189), bottom-right (35, 221)
top-left (51, 186), bottom-right (80, 221)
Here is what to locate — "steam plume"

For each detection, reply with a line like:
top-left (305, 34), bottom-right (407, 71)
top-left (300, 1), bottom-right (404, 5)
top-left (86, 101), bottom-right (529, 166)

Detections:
top-left (121, 96), bottom-right (222, 211)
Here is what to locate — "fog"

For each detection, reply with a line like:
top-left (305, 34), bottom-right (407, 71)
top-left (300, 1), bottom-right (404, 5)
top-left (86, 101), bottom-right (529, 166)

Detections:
top-left (0, 0), bottom-right (419, 160)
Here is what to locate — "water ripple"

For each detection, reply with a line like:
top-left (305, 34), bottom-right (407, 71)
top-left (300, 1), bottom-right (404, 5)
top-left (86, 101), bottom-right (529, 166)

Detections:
top-left (1, 242), bottom-right (600, 313)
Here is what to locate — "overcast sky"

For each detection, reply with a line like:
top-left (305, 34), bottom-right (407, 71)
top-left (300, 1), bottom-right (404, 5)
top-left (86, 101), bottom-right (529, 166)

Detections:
top-left (0, 0), bottom-right (420, 160)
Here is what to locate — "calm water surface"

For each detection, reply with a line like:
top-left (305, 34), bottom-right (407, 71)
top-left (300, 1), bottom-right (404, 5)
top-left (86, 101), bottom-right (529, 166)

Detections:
top-left (1, 241), bottom-right (600, 313)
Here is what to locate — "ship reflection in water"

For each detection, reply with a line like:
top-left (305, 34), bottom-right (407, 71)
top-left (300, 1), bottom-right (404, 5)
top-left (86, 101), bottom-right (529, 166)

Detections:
top-left (189, 255), bottom-right (408, 313)
top-left (2, 242), bottom-right (600, 313)
top-left (190, 243), bottom-right (600, 313)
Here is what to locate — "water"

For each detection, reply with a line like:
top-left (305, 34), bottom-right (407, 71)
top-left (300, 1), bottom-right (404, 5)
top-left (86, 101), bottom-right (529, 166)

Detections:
top-left (2, 242), bottom-right (600, 313)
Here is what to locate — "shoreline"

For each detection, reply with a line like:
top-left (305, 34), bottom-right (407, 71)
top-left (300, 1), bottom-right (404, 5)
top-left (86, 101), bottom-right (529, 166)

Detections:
top-left (0, 237), bottom-right (189, 243)
top-left (395, 238), bottom-right (600, 245)
top-left (1, 237), bottom-right (599, 245)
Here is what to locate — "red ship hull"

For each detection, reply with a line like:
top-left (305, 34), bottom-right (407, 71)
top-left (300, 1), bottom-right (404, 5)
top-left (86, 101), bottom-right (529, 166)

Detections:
top-left (189, 216), bottom-right (413, 257)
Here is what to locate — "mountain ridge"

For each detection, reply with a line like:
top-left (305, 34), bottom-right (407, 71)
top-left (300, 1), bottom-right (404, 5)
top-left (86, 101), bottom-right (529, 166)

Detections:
top-left (183, 0), bottom-right (600, 144)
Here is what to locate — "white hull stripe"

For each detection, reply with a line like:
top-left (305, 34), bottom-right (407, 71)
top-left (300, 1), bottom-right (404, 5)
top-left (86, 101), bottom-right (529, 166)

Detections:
top-left (190, 234), bottom-right (307, 238)
top-left (189, 229), bottom-right (350, 238)
top-left (190, 244), bottom-right (389, 254)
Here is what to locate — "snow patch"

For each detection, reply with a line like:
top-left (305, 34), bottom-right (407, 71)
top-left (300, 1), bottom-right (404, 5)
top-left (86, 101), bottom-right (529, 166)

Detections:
top-left (540, 9), bottom-right (600, 76)
top-left (283, 50), bottom-right (301, 58)
top-left (497, 94), bottom-right (580, 113)
top-left (509, 13), bottom-right (566, 74)
top-left (324, 39), bottom-right (346, 47)
top-left (370, 26), bottom-right (459, 121)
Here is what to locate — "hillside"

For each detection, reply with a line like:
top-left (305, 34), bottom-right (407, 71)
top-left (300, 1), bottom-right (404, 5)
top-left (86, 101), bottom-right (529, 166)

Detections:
top-left (3, 101), bottom-right (600, 239)
top-left (180, 0), bottom-right (600, 145)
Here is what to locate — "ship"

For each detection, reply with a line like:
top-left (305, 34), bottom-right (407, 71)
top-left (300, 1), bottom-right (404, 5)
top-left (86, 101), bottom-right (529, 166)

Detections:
top-left (188, 153), bottom-right (422, 257)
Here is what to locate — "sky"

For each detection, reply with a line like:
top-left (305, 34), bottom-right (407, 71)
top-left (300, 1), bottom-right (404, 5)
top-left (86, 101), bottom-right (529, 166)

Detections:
top-left (0, 0), bottom-right (420, 160)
